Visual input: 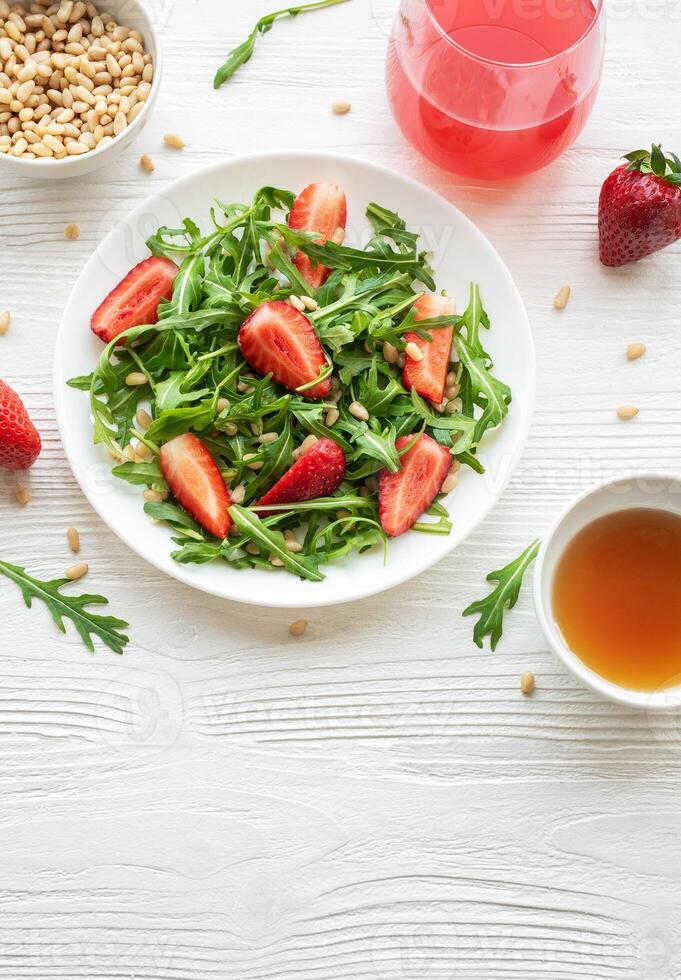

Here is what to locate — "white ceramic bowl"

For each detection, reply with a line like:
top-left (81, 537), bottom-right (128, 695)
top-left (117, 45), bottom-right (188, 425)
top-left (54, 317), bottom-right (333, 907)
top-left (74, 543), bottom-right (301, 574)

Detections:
top-left (0, 0), bottom-right (160, 180)
top-left (54, 151), bottom-right (535, 607)
top-left (534, 472), bottom-right (681, 710)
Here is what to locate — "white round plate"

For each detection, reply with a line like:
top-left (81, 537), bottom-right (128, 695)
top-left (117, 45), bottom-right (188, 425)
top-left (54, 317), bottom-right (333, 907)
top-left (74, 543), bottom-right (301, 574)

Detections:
top-left (54, 151), bottom-right (535, 608)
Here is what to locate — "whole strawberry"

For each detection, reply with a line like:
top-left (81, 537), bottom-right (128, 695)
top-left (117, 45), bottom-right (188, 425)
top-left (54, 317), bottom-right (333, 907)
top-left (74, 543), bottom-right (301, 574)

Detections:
top-left (599, 145), bottom-right (681, 267)
top-left (0, 380), bottom-right (41, 470)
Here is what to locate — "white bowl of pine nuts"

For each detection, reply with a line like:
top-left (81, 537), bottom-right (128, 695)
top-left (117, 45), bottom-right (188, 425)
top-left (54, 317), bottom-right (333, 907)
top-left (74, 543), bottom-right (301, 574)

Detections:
top-left (0, 0), bottom-right (160, 177)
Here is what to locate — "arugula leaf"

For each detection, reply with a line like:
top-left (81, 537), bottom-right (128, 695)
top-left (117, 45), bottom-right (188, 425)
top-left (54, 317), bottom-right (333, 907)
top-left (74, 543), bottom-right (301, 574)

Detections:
top-left (214, 0), bottom-right (352, 89)
top-left (0, 560), bottom-right (129, 654)
top-left (228, 505), bottom-right (324, 581)
top-left (463, 540), bottom-right (541, 651)
top-left (455, 334), bottom-right (511, 444)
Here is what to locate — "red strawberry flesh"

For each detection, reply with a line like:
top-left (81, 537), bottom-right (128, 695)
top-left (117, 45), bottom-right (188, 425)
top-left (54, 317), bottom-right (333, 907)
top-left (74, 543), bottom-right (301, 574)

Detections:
top-left (239, 300), bottom-right (331, 399)
top-left (91, 256), bottom-right (178, 344)
top-left (256, 437), bottom-right (346, 515)
top-left (0, 379), bottom-right (41, 471)
top-left (159, 432), bottom-right (232, 539)
top-left (378, 433), bottom-right (451, 537)
top-left (402, 293), bottom-right (457, 404)
top-left (289, 182), bottom-right (347, 290)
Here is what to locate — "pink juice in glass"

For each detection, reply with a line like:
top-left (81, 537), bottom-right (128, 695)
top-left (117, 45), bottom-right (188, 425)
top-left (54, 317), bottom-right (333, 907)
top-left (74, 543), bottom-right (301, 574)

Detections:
top-left (386, 0), bottom-right (606, 178)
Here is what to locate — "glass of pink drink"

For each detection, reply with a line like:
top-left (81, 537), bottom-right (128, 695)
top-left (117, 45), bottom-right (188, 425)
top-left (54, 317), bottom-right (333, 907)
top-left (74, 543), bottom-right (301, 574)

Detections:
top-left (386, 0), bottom-right (606, 179)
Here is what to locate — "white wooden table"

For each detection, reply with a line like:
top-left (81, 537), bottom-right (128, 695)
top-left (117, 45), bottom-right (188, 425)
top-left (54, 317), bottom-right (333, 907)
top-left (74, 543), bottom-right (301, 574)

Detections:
top-left (2, 1), bottom-right (681, 977)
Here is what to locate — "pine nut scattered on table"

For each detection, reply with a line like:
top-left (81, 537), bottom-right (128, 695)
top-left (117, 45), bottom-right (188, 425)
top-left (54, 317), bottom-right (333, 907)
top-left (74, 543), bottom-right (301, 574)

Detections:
top-left (332, 99), bottom-right (351, 115)
top-left (66, 526), bottom-right (80, 553)
top-left (14, 483), bottom-right (29, 505)
top-left (0, 311), bottom-right (10, 336)
top-left (289, 618), bottom-right (308, 637)
top-left (617, 405), bottom-right (639, 420)
top-left (554, 285), bottom-right (571, 310)
top-left (64, 222), bottom-right (80, 240)
top-left (520, 671), bottom-right (535, 695)
top-left (163, 133), bottom-right (185, 150)
top-left (626, 342), bottom-right (646, 361)
top-left (140, 153), bottom-right (154, 173)
top-left (66, 561), bottom-right (88, 581)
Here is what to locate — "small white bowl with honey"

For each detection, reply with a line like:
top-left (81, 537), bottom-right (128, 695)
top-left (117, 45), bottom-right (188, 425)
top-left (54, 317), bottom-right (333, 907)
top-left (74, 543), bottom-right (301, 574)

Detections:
top-left (535, 473), bottom-right (681, 710)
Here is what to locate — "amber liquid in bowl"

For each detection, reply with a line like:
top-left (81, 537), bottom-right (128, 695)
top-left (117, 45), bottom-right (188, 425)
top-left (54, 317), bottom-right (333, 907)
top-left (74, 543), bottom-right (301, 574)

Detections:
top-left (552, 508), bottom-right (681, 692)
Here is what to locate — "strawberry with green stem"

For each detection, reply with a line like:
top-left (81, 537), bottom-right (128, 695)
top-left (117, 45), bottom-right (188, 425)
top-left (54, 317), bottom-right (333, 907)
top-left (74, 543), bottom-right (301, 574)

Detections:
top-left (599, 144), bottom-right (681, 267)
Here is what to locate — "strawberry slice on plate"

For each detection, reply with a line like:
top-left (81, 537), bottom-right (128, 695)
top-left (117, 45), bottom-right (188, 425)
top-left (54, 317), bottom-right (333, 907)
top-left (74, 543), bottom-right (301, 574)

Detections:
top-left (0, 379), bottom-right (41, 471)
top-left (402, 294), bottom-right (457, 404)
top-left (378, 433), bottom-right (451, 537)
top-left (288, 182), bottom-right (347, 290)
top-left (91, 256), bottom-right (178, 344)
top-left (239, 300), bottom-right (331, 399)
top-left (257, 437), bottom-right (346, 515)
top-left (159, 432), bottom-right (232, 539)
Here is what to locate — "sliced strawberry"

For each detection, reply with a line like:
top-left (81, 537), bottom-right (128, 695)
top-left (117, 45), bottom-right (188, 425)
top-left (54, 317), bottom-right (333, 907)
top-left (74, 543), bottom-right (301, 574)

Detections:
top-left (91, 256), bottom-right (178, 344)
top-left (159, 432), bottom-right (232, 539)
top-left (256, 437), bottom-right (346, 515)
top-left (378, 433), bottom-right (451, 538)
top-left (239, 300), bottom-right (331, 399)
top-left (288, 182), bottom-right (347, 290)
top-left (402, 294), bottom-right (457, 404)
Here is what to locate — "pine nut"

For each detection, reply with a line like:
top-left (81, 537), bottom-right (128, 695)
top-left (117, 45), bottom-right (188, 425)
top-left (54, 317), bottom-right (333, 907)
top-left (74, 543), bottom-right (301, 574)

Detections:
top-left (64, 222), bottom-right (80, 239)
top-left (348, 401), bottom-right (369, 421)
top-left (0, 311), bottom-right (10, 335)
top-left (617, 405), bottom-right (639, 420)
top-left (445, 397), bottom-right (462, 414)
top-left (382, 340), bottom-right (398, 364)
top-left (245, 541), bottom-right (260, 556)
top-left (332, 99), bottom-right (351, 114)
top-left (135, 408), bottom-right (152, 429)
top-left (300, 294), bottom-right (318, 311)
top-left (332, 226), bottom-right (345, 245)
top-left (284, 529), bottom-right (303, 553)
top-left (626, 342), bottom-right (646, 361)
top-left (143, 489), bottom-right (166, 502)
top-left (65, 561), bottom-right (88, 581)
top-left (224, 421), bottom-right (238, 437)
top-left (14, 484), bottom-right (30, 506)
top-left (259, 431), bottom-right (279, 445)
top-left (554, 285), bottom-right (571, 310)
top-left (163, 132), bottom-right (184, 150)
top-left (230, 483), bottom-right (246, 505)
top-left (288, 294), bottom-right (305, 312)
top-left (296, 435), bottom-right (316, 457)
top-left (243, 453), bottom-right (263, 471)
top-left (134, 442), bottom-right (152, 462)
top-left (441, 468), bottom-right (459, 494)
top-left (66, 526), bottom-right (80, 553)
top-left (125, 371), bottom-right (147, 386)
top-left (520, 671), bottom-right (535, 695)
top-left (270, 555), bottom-right (285, 567)
top-left (405, 341), bottom-right (423, 362)
top-left (325, 407), bottom-right (339, 427)
top-left (129, 139), bottom-right (156, 168)
top-left (289, 618), bottom-right (308, 637)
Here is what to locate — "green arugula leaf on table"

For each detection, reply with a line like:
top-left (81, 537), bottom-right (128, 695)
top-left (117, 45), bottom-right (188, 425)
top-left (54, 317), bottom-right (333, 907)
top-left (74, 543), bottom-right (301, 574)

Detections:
top-left (214, 0), bottom-right (352, 89)
top-left (0, 560), bottom-right (129, 655)
top-left (463, 540), bottom-right (541, 651)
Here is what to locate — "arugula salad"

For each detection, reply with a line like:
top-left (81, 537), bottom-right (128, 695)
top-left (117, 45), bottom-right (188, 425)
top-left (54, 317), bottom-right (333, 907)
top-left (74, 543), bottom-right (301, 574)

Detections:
top-left (69, 181), bottom-right (512, 583)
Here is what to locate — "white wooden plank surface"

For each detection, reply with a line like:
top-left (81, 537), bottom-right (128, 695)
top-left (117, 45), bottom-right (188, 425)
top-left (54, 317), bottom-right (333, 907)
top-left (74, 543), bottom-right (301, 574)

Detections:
top-left (2, 0), bottom-right (681, 977)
